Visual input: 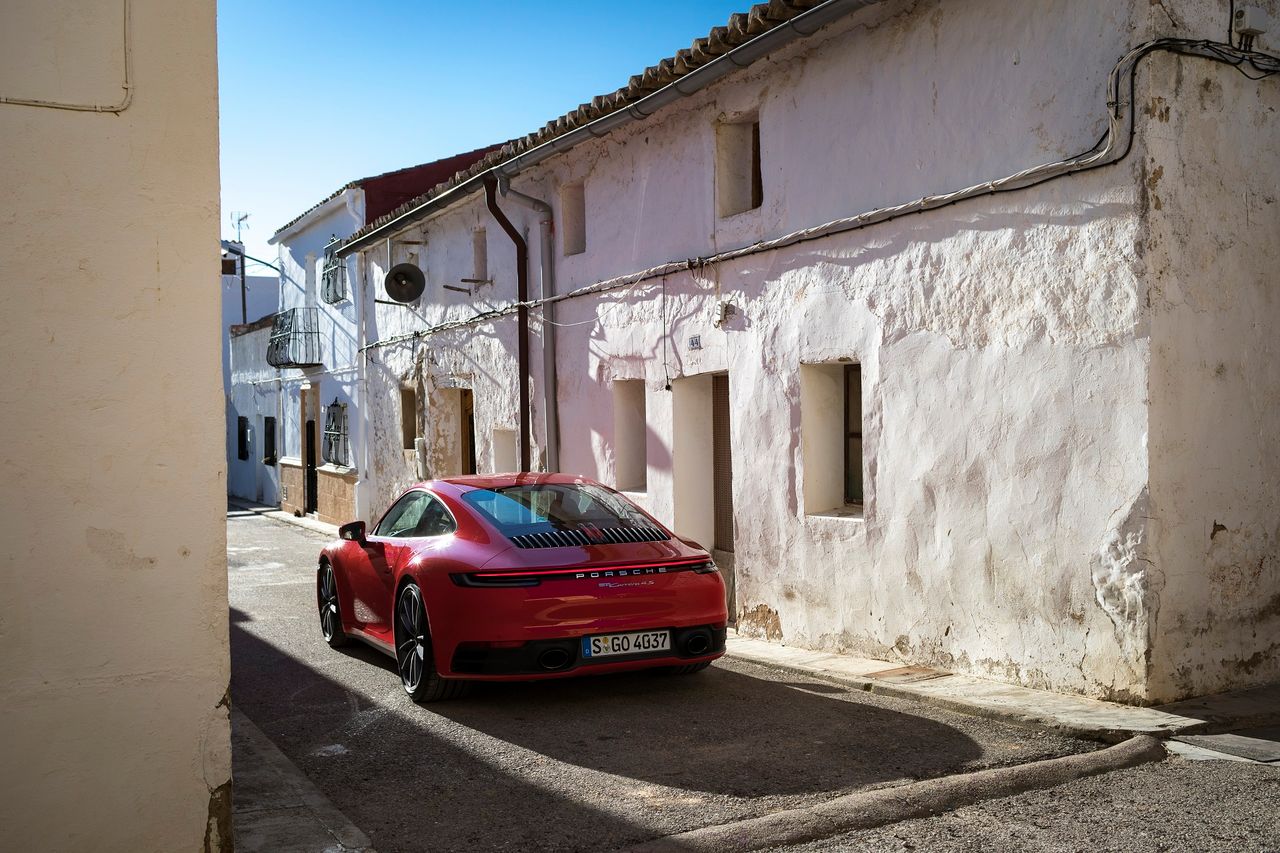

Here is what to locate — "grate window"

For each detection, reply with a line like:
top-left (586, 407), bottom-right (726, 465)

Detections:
top-left (320, 238), bottom-right (347, 304)
top-left (266, 307), bottom-right (321, 367)
top-left (322, 399), bottom-right (349, 467)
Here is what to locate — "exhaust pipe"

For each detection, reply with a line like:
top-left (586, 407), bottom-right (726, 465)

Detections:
top-left (683, 631), bottom-right (712, 656)
top-left (537, 647), bottom-right (571, 670)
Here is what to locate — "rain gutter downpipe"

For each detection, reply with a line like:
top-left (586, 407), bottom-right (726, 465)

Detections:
top-left (497, 176), bottom-right (559, 472)
top-left (335, 0), bottom-right (881, 260)
top-left (483, 177), bottom-right (532, 472)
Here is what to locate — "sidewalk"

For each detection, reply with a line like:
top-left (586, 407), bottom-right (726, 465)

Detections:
top-left (725, 633), bottom-right (1280, 745)
top-left (232, 709), bottom-right (375, 853)
top-left (228, 495), bottom-right (339, 538)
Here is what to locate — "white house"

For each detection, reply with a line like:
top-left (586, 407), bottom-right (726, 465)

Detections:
top-left (335, 0), bottom-right (1280, 704)
top-left (266, 150), bottom-right (498, 524)
top-left (221, 241), bottom-right (280, 503)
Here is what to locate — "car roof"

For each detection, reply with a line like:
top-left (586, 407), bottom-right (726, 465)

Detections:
top-left (425, 472), bottom-right (603, 491)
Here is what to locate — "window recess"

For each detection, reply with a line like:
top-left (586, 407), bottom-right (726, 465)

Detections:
top-left (800, 362), bottom-right (863, 516)
top-left (716, 117), bottom-right (762, 218)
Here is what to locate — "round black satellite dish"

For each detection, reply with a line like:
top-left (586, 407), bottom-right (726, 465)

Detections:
top-left (384, 263), bottom-right (426, 303)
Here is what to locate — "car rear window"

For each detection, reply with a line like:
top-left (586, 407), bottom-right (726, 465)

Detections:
top-left (461, 483), bottom-right (654, 536)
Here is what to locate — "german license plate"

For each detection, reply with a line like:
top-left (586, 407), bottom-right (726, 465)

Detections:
top-left (582, 630), bottom-right (670, 659)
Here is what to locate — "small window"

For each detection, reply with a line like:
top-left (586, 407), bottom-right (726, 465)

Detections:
top-left (320, 238), bottom-right (347, 304)
top-left (560, 183), bottom-right (585, 256)
top-left (716, 118), bottom-right (762, 218)
top-left (262, 417), bottom-right (277, 465)
top-left (800, 361), bottom-right (863, 515)
top-left (322, 399), bottom-right (349, 466)
top-left (237, 416), bottom-right (250, 461)
top-left (221, 257), bottom-right (237, 276)
top-left (472, 228), bottom-right (488, 282)
top-left (401, 387), bottom-right (418, 451)
top-left (613, 380), bottom-right (647, 492)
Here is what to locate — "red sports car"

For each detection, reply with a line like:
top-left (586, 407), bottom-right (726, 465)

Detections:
top-left (317, 474), bottom-right (728, 702)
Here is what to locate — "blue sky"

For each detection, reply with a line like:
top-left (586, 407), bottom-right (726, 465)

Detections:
top-left (218, 0), bottom-right (745, 266)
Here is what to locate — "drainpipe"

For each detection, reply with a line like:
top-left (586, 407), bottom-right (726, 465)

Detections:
top-left (498, 176), bottom-right (559, 472)
top-left (483, 177), bottom-right (532, 472)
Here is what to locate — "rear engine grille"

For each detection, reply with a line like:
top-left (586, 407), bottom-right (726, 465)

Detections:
top-left (508, 526), bottom-right (670, 549)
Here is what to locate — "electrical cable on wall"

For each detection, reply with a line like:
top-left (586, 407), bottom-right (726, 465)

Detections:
top-left (0, 0), bottom-right (133, 113)
top-left (359, 37), bottom-right (1279, 355)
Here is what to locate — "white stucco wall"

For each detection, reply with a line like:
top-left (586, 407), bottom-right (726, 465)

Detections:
top-left (354, 0), bottom-right (1276, 702)
top-left (1138, 9), bottom-right (1280, 700)
top-left (0, 0), bottom-right (230, 848)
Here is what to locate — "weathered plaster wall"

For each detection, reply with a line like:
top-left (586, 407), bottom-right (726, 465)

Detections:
top-left (1140, 19), bottom-right (1280, 701)
top-left (0, 0), bottom-right (230, 848)
top-left (357, 0), bottom-right (1276, 700)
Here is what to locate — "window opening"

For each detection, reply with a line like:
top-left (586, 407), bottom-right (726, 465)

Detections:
top-left (561, 183), bottom-right (586, 255)
top-left (323, 399), bottom-right (349, 466)
top-left (237, 416), bottom-right (250, 461)
top-left (401, 387), bottom-right (418, 451)
top-left (844, 364), bottom-right (863, 505)
top-left (613, 380), bottom-right (647, 491)
top-left (320, 237), bottom-right (347, 304)
top-left (471, 228), bottom-right (487, 283)
top-left (716, 117), bottom-right (763, 217)
top-left (263, 416), bottom-right (277, 465)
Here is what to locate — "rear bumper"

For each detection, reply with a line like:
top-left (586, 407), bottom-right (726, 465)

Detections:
top-left (447, 625), bottom-right (727, 678)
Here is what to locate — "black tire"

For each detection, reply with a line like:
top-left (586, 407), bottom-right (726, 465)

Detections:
top-left (394, 583), bottom-right (468, 703)
top-left (317, 562), bottom-right (350, 648)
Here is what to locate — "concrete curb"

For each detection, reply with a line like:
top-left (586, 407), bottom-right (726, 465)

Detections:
top-left (232, 709), bottom-right (376, 852)
top-left (622, 735), bottom-right (1167, 853)
top-left (723, 637), bottom-right (1205, 742)
top-left (227, 496), bottom-right (339, 538)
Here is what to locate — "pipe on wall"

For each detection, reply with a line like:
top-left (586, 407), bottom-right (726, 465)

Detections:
top-left (498, 177), bottom-right (559, 472)
top-left (483, 177), bottom-right (532, 472)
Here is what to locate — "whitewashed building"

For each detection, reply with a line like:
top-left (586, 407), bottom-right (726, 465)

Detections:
top-left (266, 150), bottom-right (497, 523)
top-left (334, 0), bottom-right (1279, 704)
top-left (221, 241), bottom-right (280, 503)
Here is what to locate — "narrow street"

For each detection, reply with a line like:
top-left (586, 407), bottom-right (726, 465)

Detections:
top-left (227, 509), bottom-right (1278, 852)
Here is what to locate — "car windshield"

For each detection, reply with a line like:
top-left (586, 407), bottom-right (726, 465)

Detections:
top-left (461, 482), bottom-right (653, 535)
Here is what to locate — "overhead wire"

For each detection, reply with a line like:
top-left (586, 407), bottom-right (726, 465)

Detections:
top-left (360, 38), bottom-right (1279, 354)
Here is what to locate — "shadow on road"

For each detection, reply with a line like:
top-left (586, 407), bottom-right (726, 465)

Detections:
top-left (437, 666), bottom-right (984, 797)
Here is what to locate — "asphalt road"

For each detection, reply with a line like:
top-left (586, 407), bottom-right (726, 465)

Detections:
top-left (227, 508), bottom-right (1094, 852)
top-left (768, 758), bottom-right (1280, 852)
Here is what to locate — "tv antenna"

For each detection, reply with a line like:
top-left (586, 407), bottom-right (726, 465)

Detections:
top-left (230, 211), bottom-right (250, 242)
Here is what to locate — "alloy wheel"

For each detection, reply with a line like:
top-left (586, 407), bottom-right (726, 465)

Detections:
top-left (395, 585), bottom-right (428, 693)
top-left (318, 564), bottom-right (341, 642)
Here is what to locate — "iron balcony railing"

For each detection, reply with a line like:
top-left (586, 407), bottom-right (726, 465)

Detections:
top-left (266, 306), bottom-right (321, 368)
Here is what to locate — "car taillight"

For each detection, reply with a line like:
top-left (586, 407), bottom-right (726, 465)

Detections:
top-left (692, 560), bottom-right (718, 573)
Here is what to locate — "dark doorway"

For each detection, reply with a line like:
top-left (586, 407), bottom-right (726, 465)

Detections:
top-left (460, 389), bottom-right (477, 475)
top-left (711, 373), bottom-right (735, 620)
top-left (304, 418), bottom-right (318, 514)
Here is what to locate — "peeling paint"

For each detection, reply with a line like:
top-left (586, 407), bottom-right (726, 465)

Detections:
top-left (203, 780), bottom-right (232, 853)
top-left (738, 604), bottom-right (784, 642)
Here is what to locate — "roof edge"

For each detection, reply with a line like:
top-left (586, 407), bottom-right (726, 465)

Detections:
top-left (337, 0), bottom-right (882, 257)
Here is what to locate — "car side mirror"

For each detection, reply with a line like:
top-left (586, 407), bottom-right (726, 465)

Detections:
top-left (339, 521), bottom-right (366, 543)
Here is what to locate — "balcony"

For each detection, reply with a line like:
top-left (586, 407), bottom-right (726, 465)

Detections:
top-left (266, 307), bottom-right (321, 368)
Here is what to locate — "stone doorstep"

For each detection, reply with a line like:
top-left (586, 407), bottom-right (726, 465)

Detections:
top-left (227, 496), bottom-right (340, 538)
top-left (724, 634), bottom-right (1212, 742)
